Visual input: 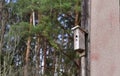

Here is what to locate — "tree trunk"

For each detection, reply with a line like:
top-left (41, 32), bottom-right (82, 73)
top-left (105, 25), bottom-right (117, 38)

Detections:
top-left (24, 12), bottom-right (33, 76)
top-left (35, 12), bottom-right (41, 76)
top-left (35, 37), bottom-right (41, 76)
top-left (24, 37), bottom-right (31, 76)
top-left (0, 2), bottom-right (3, 74)
top-left (0, 1), bottom-right (7, 75)
top-left (43, 39), bottom-right (47, 74)
top-left (75, 0), bottom-right (81, 26)
top-left (52, 48), bottom-right (56, 76)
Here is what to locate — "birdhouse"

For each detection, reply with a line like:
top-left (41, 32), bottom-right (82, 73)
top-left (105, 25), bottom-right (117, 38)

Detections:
top-left (72, 25), bottom-right (85, 51)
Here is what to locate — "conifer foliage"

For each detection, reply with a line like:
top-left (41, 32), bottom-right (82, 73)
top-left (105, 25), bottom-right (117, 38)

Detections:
top-left (0, 0), bottom-right (82, 76)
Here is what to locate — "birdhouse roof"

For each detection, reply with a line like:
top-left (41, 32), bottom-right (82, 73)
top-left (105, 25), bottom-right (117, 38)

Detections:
top-left (71, 25), bottom-right (80, 30)
top-left (71, 25), bottom-right (88, 33)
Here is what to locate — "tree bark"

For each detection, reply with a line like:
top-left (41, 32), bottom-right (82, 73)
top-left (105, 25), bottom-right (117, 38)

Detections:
top-left (0, 1), bottom-right (7, 75)
top-left (35, 37), bottom-right (41, 76)
top-left (75, 0), bottom-right (81, 26)
top-left (24, 12), bottom-right (33, 76)
top-left (35, 12), bottom-right (41, 76)
top-left (0, 4), bottom-right (3, 75)
top-left (53, 48), bottom-right (56, 76)
top-left (43, 39), bottom-right (47, 74)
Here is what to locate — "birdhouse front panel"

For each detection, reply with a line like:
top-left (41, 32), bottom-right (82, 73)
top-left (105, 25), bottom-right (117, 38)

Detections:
top-left (74, 28), bottom-right (85, 51)
top-left (74, 29), bottom-right (80, 50)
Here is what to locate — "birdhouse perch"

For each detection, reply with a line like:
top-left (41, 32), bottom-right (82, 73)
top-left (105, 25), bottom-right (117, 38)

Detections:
top-left (72, 25), bottom-right (85, 52)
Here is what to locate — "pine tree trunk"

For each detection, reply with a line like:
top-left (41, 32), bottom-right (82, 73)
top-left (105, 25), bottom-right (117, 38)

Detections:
top-left (35, 12), bottom-right (41, 76)
top-left (24, 12), bottom-right (33, 76)
top-left (35, 37), bottom-right (41, 76)
top-left (75, 0), bottom-right (80, 26)
top-left (24, 37), bottom-right (31, 76)
top-left (0, 1), bottom-right (3, 74)
top-left (52, 48), bottom-right (56, 76)
top-left (43, 39), bottom-right (47, 74)
top-left (0, 1), bottom-right (7, 75)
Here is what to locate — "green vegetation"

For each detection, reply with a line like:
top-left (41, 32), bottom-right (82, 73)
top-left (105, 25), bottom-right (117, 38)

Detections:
top-left (0, 0), bottom-right (82, 76)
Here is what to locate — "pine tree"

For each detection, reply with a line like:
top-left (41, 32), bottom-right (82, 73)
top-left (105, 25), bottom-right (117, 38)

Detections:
top-left (1, 0), bottom-right (83, 75)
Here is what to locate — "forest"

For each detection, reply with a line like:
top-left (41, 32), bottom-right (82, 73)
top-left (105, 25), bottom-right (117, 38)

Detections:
top-left (0, 0), bottom-right (88, 76)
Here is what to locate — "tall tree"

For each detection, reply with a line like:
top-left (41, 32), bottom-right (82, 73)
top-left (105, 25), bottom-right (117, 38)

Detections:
top-left (1, 0), bottom-right (83, 76)
top-left (0, 0), bottom-right (9, 75)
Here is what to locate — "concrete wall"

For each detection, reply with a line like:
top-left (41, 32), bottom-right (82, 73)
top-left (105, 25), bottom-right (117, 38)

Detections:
top-left (90, 0), bottom-right (120, 76)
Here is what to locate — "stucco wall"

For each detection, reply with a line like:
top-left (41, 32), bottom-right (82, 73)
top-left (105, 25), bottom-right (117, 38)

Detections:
top-left (90, 0), bottom-right (120, 76)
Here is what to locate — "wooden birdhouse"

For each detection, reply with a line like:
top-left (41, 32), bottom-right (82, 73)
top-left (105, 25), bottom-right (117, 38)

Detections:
top-left (72, 25), bottom-right (85, 51)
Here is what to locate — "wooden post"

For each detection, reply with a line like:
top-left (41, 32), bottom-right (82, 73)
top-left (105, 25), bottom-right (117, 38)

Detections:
top-left (81, 56), bottom-right (86, 76)
top-left (0, 1), bottom-right (2, 74)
